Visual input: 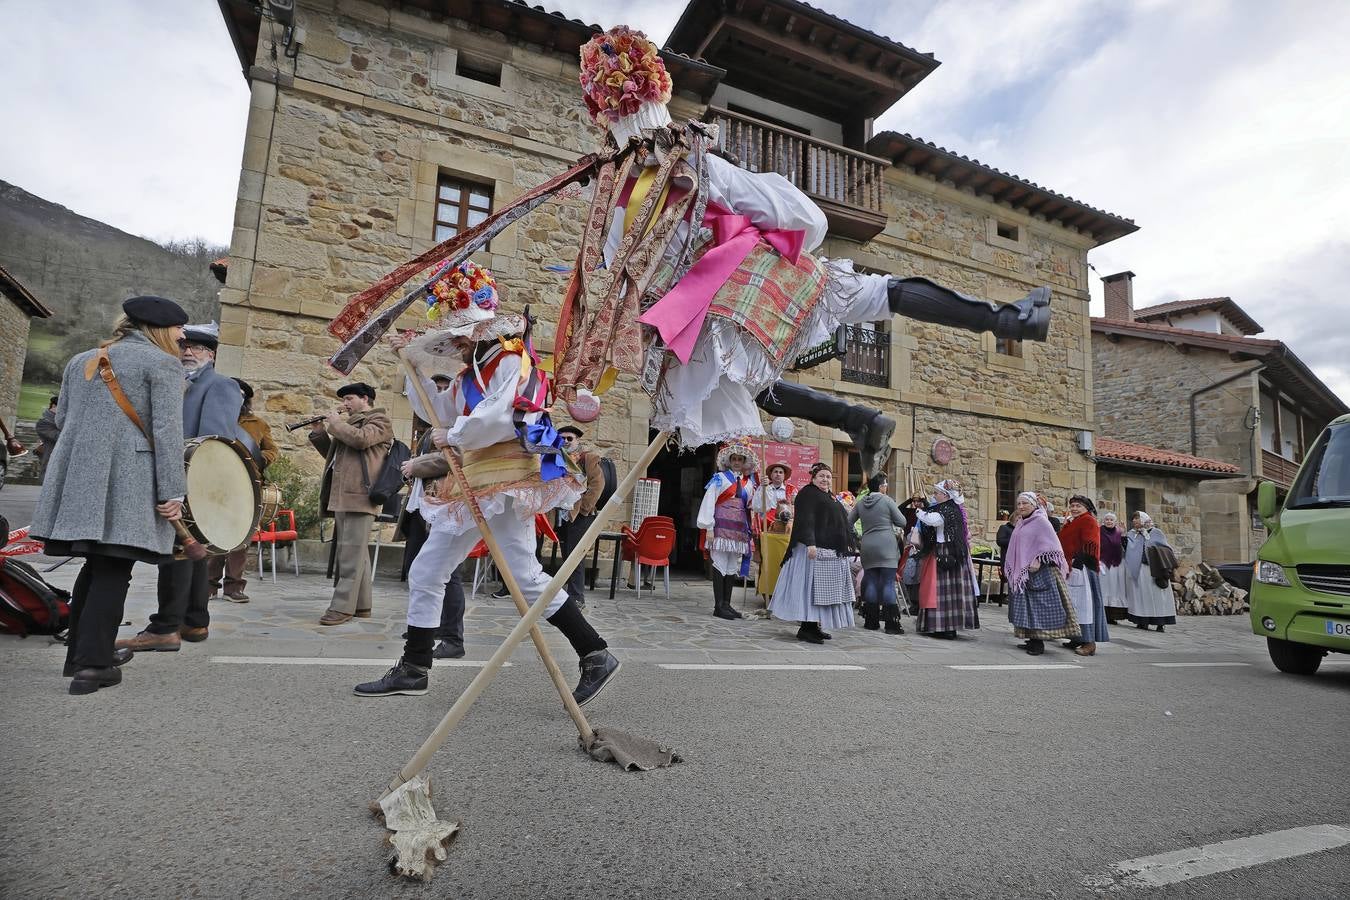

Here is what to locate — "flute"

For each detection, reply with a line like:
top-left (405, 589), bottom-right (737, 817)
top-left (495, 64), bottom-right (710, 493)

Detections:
top-left (285, 415), bottom-right (326, 432)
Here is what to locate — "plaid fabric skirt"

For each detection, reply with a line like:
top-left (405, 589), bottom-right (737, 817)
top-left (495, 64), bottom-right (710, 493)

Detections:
top-left (1009, 566), bottom-right (1080, 640)
top-left (769, 545), bottom-right (856, 629)
top-left (916, 556), bottom-right (979, 633)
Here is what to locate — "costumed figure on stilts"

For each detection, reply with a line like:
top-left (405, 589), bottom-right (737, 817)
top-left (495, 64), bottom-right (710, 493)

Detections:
top-left (551, 26), bottom-right (1057, 480)
top-left (696, 441), bottom-right (758, 620)
top-left (354, 263), bottom-right (620, 706)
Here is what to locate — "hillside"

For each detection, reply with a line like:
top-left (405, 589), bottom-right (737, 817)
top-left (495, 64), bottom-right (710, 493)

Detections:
top-left (0, 179), bottom-right (226, 382)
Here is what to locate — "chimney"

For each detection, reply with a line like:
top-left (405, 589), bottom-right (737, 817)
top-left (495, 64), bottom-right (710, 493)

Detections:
top-left (1102, 270), bottom-right (1135, 321)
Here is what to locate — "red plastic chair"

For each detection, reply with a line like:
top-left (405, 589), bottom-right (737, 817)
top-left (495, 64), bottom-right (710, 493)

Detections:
top-left (469, 514), bottom-right (558, 600)
top-left (620, 515), bottom-right (675, 600)
top-left (253, 509), bottom-right (300, 582)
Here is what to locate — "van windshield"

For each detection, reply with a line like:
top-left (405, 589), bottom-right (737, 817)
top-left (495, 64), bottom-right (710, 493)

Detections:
top-left (1287, 424), bottom-right (1350, 509)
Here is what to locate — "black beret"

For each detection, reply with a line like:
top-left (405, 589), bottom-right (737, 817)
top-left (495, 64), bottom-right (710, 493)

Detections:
top-left (123, 295), bottom-right (189, 327)
top-left (430, 373), bottom-right (453, 384)
top-left (232, 378), bottom-right (254, 400)
top-left (558, 425), bottom-right (584, 438)
top-left (337, 382), bottom-right (377, 401)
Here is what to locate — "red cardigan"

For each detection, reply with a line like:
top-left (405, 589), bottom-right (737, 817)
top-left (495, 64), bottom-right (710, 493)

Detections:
top-left (1058, 513), bottom-right (1100, 569)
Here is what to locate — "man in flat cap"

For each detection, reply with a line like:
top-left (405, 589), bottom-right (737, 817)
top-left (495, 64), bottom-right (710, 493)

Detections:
top-left (309, 382), bottom-right (394, 625)
top-left (119, 320), bottom-right (244, 652)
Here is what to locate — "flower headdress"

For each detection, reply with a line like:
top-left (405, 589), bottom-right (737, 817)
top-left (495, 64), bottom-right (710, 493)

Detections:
top-left (425, 260), bottom-right (498, 325)
top-left (578, 26), bottom-right (673, 128)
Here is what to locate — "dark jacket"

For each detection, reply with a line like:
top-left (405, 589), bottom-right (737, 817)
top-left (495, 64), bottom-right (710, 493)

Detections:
top-left (1146, 543), bottom-right (1178, 587)
top-left (183, 362), bottom-right (242, 439)
top-left (787, 484), bottom-right (858, 558)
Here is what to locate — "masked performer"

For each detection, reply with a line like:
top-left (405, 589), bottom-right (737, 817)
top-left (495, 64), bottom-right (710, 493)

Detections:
top-left (696, 441), bottom-right (757, 620)
top-left (354, 263), bottom-right (619, 706)
top-left (554, 27), bottom-right (1053, 480)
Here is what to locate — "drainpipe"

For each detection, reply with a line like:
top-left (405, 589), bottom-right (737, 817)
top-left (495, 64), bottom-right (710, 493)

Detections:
top-left (1189, 364), bottom-right (1265, 470)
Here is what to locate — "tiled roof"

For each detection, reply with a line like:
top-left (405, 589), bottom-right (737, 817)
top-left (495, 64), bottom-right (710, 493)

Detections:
top-left (1134, 297), bottom-right (1263, 336)
top-left (0, 263), bottom-right (53, 318)
top-left (1095, 438), bottom-right (1241, 476)
top-left (866, 131), bottom-right (1138, 246)
top-left (1092, 317), bottom-right (1279, 350)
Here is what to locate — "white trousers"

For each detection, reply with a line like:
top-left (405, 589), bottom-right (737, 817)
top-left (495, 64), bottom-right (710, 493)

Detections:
top-left (406, 496), bottom-right (567, 628)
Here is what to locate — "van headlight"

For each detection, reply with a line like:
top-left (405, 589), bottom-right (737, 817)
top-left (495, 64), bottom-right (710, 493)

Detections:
top-left (1256, 561), bottom-right (1290, 586)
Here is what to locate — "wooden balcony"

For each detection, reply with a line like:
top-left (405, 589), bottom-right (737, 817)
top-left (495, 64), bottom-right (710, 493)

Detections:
top-left (1262, 449), bottom-right (1301, 488)
top-left (704, 106), bottom-right (891, 242)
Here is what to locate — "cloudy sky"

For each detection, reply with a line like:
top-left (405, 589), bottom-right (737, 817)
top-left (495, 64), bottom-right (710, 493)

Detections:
top-left (2, 0), bottom-right (1347, 399)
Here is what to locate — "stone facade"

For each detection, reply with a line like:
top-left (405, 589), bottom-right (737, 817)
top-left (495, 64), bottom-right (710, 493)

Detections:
top-left (1, 295), bottom-right (33, 431)
top-left (1096, 467), bottom-right (1204, 569)
top-left (218, 1), bottom-right (1102, 544)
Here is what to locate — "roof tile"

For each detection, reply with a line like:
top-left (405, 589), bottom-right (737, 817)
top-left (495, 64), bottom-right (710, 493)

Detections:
top-left (1095, 437), bottom-right (1241, 475)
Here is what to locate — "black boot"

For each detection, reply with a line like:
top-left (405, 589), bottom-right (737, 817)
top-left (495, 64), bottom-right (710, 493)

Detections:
top-left (722, 574), bottom-right (743, 618)
top-left (712, 574), bottom-right (736, 620)
top-left (862, 602), bottom-right (881, 630)
top-left (756, 381), bottom-right (895, 479)
top-left (574, 649), bottom-right (621, 706)
top-left (883, 606), bottom-right (905, 634)
top-left (353, 658), bottom-right (430, 697)
top-left (1025, 638), bottom-right (1045, 656)
top-left (796, 622), bottom-right (825, 644)
top-left (888, 277), bottom-right (1051, 342)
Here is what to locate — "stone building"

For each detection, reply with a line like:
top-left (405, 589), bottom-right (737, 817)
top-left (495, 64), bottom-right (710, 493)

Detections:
top-left (0, 263), bottom-right (53, 434)
top-left (1092, 272), bottom-right (1346, 565)
top-left (214, 0), bottom-right (1135, 563)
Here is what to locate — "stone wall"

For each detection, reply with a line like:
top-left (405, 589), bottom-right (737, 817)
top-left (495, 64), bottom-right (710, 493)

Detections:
top-left (0, 296), bottom-right (32, 431)
top-left (217, 0), bottom-right (1100, 531)
top-left (1096, 467), bottom-right (1203, 568)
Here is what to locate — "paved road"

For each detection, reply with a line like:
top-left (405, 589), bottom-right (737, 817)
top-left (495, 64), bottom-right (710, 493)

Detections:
top-left (2, 488), bottom-right (1347, 898)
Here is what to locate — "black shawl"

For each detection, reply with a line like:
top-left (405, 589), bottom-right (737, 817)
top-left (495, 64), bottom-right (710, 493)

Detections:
top-left (786, 484), bottom-right (857, 557)
top-left (918, 499), bottom-right (968, 570)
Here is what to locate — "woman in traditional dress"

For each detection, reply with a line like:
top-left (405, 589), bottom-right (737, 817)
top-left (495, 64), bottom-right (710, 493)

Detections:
top-left (1004, 492), bottom-right (1080, 655)
top-left (769, 462), bottom-right (857, 644)
top-left (1124, 512), bottom-right (1178, 632)
top-left (696, 442), bottom-right (758, 620)
top-left (850, 473), bottom-right (907, 634)
top-left (1058, 495), bottom-right (1109, 655)
top-left (1098, 512), bottom-right (1129, 622)
top-left (914, 480), bottom-right (979, 639)
top-left (31, 297), bottom-right (190, 695)
top-left (897, 495), bottom-right (925, 614)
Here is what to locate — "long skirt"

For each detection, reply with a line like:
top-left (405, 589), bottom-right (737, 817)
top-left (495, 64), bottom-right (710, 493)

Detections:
top-left (1082, 567), bottom-right (1110, 642)
top-left (1126, 567), bottom-right (1177, 625)
top-left (916, 554), bottom-right (979, 633)
top-left (769, 545), bottom-right (856, 630)
top-left (1009, 565), bottom-right (1080, 640)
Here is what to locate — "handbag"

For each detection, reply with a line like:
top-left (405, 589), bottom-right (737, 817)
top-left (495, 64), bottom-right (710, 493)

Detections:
top-left (358, 439), bottom-right (410, 515)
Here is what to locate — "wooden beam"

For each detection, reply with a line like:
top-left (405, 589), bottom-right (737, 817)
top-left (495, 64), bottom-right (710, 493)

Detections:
top-left (692, 16), bottom-right (727, 60)
top-left (806, 25), bottom-right (820, 44)
top-left (783, 14), bottom-right (796, 34)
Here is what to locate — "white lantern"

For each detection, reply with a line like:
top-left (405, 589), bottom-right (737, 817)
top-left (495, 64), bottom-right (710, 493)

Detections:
top-left (770, 416), bottom-right (795, 442)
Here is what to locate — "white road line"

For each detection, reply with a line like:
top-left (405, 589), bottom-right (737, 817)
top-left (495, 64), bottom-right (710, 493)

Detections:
top-left (1150, 662), bottom-right (1251, 668)
top-left (209, 656), bottom-right (509, 667)
top-left (947, 664), bottom-right (1081, 671)
top-left (657, 664), bottom-right (866, 671)
top-left (1102, 824), bottom-right (1350, 888)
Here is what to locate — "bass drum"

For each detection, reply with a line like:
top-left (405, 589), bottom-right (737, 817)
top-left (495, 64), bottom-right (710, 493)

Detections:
top-left (257, 482), bottom-right (284, 528)
top-left (180, 437), bottom-right (262, 555)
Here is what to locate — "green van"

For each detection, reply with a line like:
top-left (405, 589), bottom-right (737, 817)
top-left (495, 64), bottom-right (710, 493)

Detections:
top-left (1252, 414), bottom-right (1350, 675)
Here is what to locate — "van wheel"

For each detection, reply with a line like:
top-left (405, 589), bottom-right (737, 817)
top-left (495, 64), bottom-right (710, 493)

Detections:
top-left (1266, 637), bottom-right (1325, 675)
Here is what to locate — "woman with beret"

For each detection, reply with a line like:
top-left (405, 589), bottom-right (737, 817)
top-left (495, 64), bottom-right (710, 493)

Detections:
top-left (31, 296), bottom-right (190, 695)
top-left (849, 472), bottom-right (907, 634)
top-left (769, 462), bottom-right (858, 643)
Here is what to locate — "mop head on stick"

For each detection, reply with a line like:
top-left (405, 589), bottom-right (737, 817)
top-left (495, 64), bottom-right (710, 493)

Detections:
top-left (582, 727), bottom-right (682, 771)
top-left (376, 776), bottom-right (461, 882)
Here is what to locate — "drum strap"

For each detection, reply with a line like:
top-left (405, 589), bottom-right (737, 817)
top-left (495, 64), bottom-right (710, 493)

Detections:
top-left (86, 349), bottom-right (153, 449)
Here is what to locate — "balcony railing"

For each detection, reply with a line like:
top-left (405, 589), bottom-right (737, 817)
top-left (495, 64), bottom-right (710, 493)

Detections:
top-left (704, 106), bottom-right (891, 241)
top-left (841, 324), bottom-right (890, 387)
top-left (1261, 449), bottom-right (1301, 488)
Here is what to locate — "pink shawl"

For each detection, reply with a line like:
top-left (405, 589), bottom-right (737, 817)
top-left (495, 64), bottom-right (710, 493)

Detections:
top-left (1004, 507), bottom-right (1068, 594)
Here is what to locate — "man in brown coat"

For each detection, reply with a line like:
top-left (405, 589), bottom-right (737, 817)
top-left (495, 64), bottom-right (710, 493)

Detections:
top-left (309, 382), bottom-right (394, 625)
top-left (556, 425), bottom-right (606, 608)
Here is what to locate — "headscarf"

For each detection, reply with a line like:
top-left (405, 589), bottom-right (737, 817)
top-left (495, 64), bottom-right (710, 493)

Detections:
top-left (1099, 514), bottom-right (1125, 568)
top-left (1134, 511), bottom-right (1154, 528)
top-left (1068, 494), bottom-right (1097, 516)
top-left (1005, 506), bottom-right (1068, 593)
top-left (933, 479), bottom-right (964, 505)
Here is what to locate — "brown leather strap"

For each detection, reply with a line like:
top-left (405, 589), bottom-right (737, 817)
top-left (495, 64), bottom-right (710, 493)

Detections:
top-left (87, 349), bottom-right (153, 449)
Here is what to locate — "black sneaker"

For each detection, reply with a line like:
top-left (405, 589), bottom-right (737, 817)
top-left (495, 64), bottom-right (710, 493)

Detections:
top-left (573, 649), bottom-right (620, 707)
top-left (490, 586), bottom-right (511, 599)
top-left (353, 660), bottom-right (429, 697)
top-left (432, 641), bottom-right (465, 660)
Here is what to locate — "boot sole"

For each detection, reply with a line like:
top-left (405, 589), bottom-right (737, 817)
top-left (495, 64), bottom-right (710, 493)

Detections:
top-left (575, 660), bottom-right (621, 707)
top-left (353, 686), bottom-right (429, 697)
top-left (117, 644), bottom-right (179, 652)
top-left (69, 677), bottom-right (121, 695)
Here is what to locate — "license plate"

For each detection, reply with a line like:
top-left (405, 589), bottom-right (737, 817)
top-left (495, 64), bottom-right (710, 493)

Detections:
top-left (1328, 619), bottom-right (1350, 637)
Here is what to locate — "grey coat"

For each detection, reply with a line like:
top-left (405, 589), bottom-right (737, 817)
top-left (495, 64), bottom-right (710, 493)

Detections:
top-left (183, 362), bottom-right (243, 439)
top-left (31, 332), bottom-right (187, 558)
top-left (850, 492), bottom-right (906, 569)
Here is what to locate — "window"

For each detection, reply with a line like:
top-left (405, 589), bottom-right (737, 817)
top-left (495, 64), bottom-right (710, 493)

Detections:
top-left (1125, 488), bottom-right (1146, 521)
top-left (995, 461), bottom-right (1023, 518)
top-left (832, 444), bottom-right (863, 497)
top-left (995, 336), bottom-right (1023, 357)
top-left (456, 55), bottom-right (501, 86)
top-left (434, 175), bottom-right (493, 243)
top-left (996, 220), bottom-right (1019, 241)
top-left (841, 322), bottom-right (891, 386)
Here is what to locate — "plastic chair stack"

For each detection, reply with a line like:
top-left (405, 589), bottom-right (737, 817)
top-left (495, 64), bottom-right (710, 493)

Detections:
top-left (620, 515), bottom-right (675, 601)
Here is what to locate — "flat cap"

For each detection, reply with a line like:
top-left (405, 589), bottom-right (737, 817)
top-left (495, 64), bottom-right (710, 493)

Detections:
top-left (336, 382), bottom-right (377, 401)
top-left (182, 321), bottom-right (219, 351)
top-left (123, 295), bottom-right (188, 327)
top-left (558, 425), bottom-right (584, 438)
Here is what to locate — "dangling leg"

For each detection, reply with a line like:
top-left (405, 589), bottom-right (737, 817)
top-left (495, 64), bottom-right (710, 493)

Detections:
top-left (887, 277), bottom-right (1051, 341)
top-left (755, 381), bottom-right (895, 480)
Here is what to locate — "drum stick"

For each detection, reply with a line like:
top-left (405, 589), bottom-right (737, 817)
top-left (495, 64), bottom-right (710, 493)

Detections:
top-left (395, 349), bottom-right (594, 743)
top-left (173, 521), bottom-right (208, 561)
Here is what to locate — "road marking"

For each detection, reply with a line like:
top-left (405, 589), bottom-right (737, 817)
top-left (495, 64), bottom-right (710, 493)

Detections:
top-left (657, 664), bottom-right (866, 671)
top-left (1096, 824), bottom-right (1350, 889)
top-left (947, 664), bottom-right (1081, 670)
top-left (1150, 662), bottom-right (1251, 668)
top-left (209, 656), bottom-right (509, 667)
